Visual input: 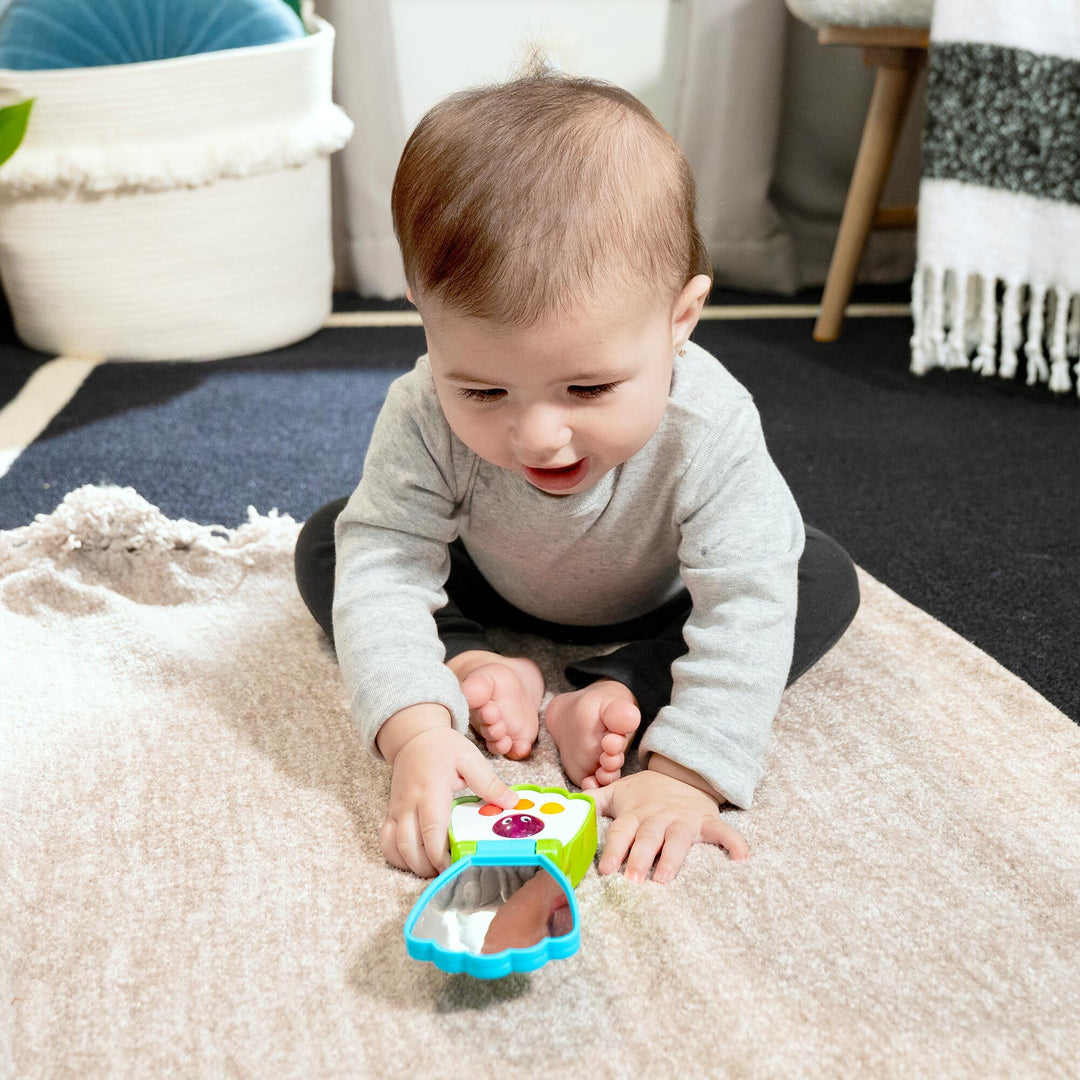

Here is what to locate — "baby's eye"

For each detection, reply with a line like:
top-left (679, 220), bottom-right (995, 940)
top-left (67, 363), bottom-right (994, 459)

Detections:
top-left (458, 387), bottom-right (506, 402)
top-left (568, 382), bottom-right (619, 399)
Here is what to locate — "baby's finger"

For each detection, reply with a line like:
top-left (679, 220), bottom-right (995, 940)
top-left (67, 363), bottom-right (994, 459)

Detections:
top-left (651, 822), bottom-right (693, 884)
top-left (417, 797), bottom-right (451, 873)
top-left (588, 782), bottom-right (614, 815)
top-left (624, 822), bottom-right (667, 884)
top-left (379, 818), bottom-right (408, 871)
top-left (702, 817), bottom-right (750, 861)
top-left (598, 814), bottom-right (639, 875)
top-left (396, 814), bottom-right (438, 878)
top-left (460, 756), bottom-right (518, 810)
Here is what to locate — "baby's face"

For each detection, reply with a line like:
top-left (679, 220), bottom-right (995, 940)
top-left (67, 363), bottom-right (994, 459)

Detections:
top-left (418, 293), bottom-right (687, 496)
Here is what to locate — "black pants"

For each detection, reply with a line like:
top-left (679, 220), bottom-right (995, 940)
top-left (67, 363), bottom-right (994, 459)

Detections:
top-left (295, 496), bottom-right (860, 731)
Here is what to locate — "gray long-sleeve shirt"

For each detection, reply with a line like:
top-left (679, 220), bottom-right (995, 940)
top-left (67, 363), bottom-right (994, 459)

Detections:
top-left (333, 341), bottom-right (804, 807)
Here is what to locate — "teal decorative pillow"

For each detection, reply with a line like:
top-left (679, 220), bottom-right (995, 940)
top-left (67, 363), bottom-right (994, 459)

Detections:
top-left (0, 0), bottom-right (304, 70)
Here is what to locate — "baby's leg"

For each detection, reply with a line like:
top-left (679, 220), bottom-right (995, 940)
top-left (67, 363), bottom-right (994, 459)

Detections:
top-left (547, 526), bottom-right (861, 787)
top-left (437, 542), bottom-right (545, 758)
top-left (545, 680), bottom-right (641, 789)
top-left (447, 651), bottom-right (545, 759)
top-left (294, 496), bottom-right (350, 644)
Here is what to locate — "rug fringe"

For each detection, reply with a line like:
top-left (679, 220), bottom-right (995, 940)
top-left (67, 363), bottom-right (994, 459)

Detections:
top-left (0, 485), bottom-right (299, 575)
top-left (911, 265), bottom-right (1080, 397)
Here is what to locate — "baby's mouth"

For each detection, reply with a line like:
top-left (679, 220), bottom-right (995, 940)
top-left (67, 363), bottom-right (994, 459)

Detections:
top-left (522, 457), bottom-right (589, 493)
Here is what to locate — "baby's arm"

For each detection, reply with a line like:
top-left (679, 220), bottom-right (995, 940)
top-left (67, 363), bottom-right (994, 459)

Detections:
top-left (333, 364), bottom-right (517, 874)
top-left (377, 702), bottom-right (518, 877)
top-left (639, 395), bottom-right (804, 810)
top-left (592, 759), bottom-right (748, 883)
top-left (592, 399), bottom-right (801, 881)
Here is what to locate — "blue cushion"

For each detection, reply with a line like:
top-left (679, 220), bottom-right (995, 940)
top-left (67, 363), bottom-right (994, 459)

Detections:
top-left (0, 0), bottom-right (304, 71)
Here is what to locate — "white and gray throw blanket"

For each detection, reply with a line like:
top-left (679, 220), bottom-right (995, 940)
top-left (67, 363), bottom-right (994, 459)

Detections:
top-left (911, 0), bottom-right (1080, 395)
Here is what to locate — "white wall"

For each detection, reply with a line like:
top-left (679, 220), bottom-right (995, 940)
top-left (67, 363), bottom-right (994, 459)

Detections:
top-left (389, 0), bottom-right (685, 131)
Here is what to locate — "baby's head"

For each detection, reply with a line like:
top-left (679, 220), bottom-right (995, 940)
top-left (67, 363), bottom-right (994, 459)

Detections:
top-left (392, 56), bottom-right (711, 329)
top-left (392, 59), bottom-right (714, 496)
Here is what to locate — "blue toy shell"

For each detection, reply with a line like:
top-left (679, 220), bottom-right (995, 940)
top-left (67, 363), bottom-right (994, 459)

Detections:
top-left (0, 0), bottom-right (304, 71)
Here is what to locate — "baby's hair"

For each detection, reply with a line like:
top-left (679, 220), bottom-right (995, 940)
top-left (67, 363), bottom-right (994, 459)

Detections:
top-left (391, 48), bottom-right (712, 329)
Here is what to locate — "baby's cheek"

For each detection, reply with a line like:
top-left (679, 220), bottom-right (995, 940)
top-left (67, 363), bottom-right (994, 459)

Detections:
top-left (445, 414), bottom-right (505, 467)
top-left (607, 413), bottom-right (662, 461)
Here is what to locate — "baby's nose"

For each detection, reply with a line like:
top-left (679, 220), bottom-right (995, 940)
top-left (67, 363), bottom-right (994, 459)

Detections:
top-left (513, 405), bottom-right (572, 457)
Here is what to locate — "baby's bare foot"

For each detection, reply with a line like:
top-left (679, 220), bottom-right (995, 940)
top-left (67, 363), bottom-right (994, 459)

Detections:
top-left (545, 680), bottom-right (641, 789)
top-left (449, 652), bottom-right (545, 759)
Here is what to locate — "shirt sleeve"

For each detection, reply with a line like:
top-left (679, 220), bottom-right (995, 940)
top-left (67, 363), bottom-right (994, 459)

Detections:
top-left (332, 367), bottom-right (472, 759)
top-left (637, 396), bottom-right (805, 808)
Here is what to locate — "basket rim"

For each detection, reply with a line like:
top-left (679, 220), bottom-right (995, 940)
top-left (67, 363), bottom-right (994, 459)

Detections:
top-left (0, 12), bottom-right (330, 84)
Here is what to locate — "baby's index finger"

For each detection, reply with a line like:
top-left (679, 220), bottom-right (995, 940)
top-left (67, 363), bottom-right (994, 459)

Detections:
top-left (490, 780), bottom-right (521, 810)
top-left (461, 760), bottom-right (518, 810)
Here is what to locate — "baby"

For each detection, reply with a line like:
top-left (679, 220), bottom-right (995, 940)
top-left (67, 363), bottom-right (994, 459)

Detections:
top-left (295, 61), bottom-right (860, 884)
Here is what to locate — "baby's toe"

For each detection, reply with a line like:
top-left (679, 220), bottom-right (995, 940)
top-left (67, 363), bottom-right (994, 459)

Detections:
top-left (461, 671), bottom-right (495, 710)
top-left (601, 698), bottom-right (641, 737)
top-left (506, 738), bottom-right (534, 760)
top-left (598, 749), bottom-right (624, 772)
top-left (593, 766), bottom-right (621, 786)
top-left (478, 702), bottom-right (502, 730)
top-left (600, 730), bottom-right (627, 755)
top-left (488, 735), bottom-right (513, 756)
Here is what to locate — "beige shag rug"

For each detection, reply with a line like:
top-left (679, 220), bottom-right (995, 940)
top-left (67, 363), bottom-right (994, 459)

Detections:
top-left (2, 486), bottom-right (1078, 1080)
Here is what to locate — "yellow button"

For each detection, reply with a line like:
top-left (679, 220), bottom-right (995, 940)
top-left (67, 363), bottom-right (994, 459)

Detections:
top-left (540, 802), bottom-right (565, 814)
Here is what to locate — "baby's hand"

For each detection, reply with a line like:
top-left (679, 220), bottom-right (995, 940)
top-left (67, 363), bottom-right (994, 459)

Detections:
top-left (591, 762), bottom-right (748, 884)
top-left (380, 726), bottom-right (518, 877)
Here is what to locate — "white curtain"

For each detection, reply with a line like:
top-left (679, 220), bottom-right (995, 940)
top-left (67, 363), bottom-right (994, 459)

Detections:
top-left (313, 0), bottom-right (408, 297)
top-left (318, 0), bottom-right (922, 298)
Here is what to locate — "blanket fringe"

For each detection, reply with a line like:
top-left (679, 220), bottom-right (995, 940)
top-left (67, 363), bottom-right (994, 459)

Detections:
top-left (911, 265), bottom-right (1080, 397)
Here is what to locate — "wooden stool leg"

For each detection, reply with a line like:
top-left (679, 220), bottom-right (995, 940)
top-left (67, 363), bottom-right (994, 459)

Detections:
top-left (814, 51), bottom-right (921, 342)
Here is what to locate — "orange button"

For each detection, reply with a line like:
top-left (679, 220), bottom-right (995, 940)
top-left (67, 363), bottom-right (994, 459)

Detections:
top-left (514, 798), bottom-right (535, 810)
top-left (478, 803), bottom-right (501, 816)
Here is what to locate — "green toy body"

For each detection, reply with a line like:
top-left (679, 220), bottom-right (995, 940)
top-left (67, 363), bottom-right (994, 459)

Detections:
top-left (448, 785), bottom-right (597, 886)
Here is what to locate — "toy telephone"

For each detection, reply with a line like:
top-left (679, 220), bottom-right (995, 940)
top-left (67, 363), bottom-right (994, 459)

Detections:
top-left (404, 785), bottom-right (597, 979)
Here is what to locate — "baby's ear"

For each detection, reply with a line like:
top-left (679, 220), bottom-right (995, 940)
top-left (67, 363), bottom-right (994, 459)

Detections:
top-left (671, 274), bottom-right (712, 347)
top-left (406, 287), bottom-right (415, 305)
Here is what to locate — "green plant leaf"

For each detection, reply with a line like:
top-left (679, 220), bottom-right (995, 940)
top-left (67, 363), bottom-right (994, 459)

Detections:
top-left (0, 97), bottom-right (34, 168)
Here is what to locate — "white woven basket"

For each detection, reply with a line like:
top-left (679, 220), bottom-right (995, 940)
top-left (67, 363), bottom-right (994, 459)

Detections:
top-left (0, 15), bottom-right (353, 361)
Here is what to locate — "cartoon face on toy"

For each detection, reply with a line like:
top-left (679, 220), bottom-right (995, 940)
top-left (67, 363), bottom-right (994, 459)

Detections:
top-left (451, 789), bottom-right (592, 850)
top-left (491, 813), bottom-right (545, 838)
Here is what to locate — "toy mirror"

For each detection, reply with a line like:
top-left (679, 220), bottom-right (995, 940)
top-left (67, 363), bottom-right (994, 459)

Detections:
top-left (410, 864), bottom-right (574, 957)
top-left (403, 786), bottom-right (597, 979)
